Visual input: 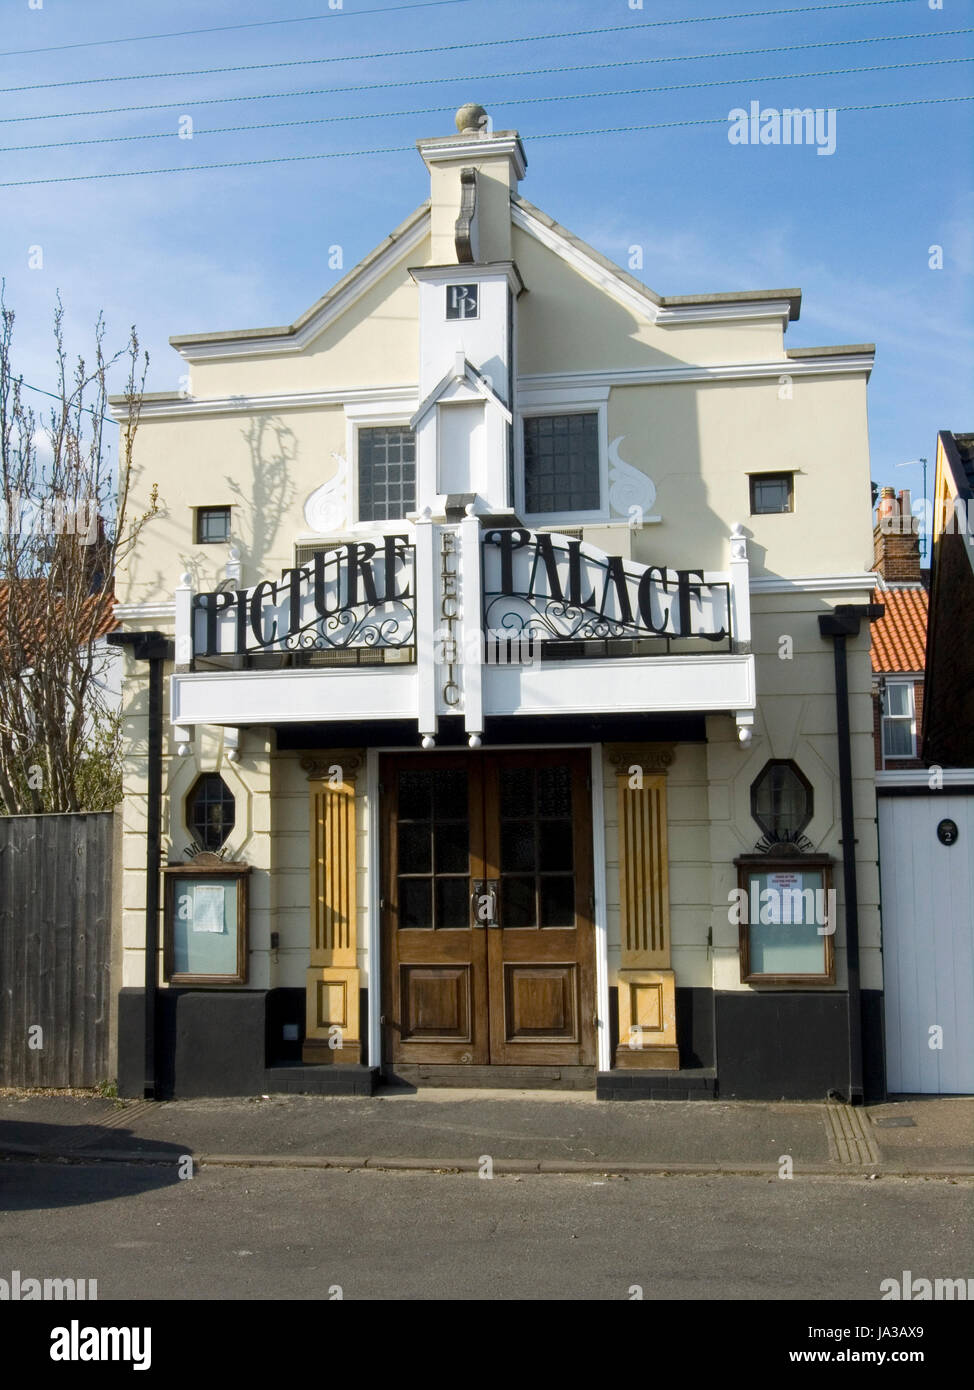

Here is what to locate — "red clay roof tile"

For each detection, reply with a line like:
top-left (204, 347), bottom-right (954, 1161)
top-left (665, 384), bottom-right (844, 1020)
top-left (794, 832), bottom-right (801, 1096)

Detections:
top-left (870, 585), bottom-right (928, 673)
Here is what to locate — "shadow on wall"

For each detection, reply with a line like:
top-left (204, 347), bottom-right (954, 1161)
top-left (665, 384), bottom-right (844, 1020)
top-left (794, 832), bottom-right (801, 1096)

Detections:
top-left (226, 416), bottom-right (299, 580)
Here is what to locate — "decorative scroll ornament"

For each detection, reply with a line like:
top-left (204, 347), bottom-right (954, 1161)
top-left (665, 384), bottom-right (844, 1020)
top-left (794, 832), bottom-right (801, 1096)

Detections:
top-left (283, 603), bottom-right (413, 653)
top-left (608, 436), bottom-right (660, 522)
top-left (608, 744), bottom-right (675, 776)
top-left (753, 831), bottom-right (815, 856)
top-left (454, 167), bottom-right (479, 264)
top-left (300, 752), bottom-right (363, 783)
top-left (303, 452), bottom-right (347, 534)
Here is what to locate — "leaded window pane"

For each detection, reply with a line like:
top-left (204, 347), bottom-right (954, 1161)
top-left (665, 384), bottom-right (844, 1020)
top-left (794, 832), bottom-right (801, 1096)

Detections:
top-left (524, 413), bottom-right (600, 514)
top-left (359, 426), bottom-right (416, 522)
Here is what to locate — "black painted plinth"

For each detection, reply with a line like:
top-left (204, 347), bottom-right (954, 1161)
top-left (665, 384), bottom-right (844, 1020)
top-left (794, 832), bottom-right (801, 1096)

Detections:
top-left (597, 1069), bottom-right (717, 1101)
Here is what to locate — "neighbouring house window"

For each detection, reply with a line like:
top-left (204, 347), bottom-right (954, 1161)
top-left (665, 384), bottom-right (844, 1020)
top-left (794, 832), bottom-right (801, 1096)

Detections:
top-left (751, 760), bottom-right (813, 842)
top-left (196, 506), bottom-right (231, 543)
top-left (882, 681), bottom-right (916, 760)
top-left (750, 472), bottom-right (794, 514)
top-left (523, 412), bottom-right (601, 514)
top-left (188, 774), bottom-right (235, 851)
top-left (358, 426), bottom-right (416, 521)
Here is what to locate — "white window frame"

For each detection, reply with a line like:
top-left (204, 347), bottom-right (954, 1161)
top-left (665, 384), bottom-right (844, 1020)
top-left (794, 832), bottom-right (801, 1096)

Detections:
top-left (882, 679), bottom-right (917, 764)
top-left (345, 401), bottom-right (419, 533)
top-left (515, 388), bottom-right (610, 526)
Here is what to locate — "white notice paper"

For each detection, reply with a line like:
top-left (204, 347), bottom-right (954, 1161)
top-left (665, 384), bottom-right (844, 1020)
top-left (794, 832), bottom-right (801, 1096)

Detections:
top-left (192, 884), bottom-right (226, 933)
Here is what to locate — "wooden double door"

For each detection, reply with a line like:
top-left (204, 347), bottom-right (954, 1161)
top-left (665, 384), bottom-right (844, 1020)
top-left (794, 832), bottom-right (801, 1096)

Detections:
top-left (380, 750), bottom-right (596, 1067)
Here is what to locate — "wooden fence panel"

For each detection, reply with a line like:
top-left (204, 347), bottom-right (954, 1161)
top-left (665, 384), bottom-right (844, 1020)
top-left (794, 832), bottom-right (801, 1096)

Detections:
top-left (0, 812), bottom-right (114, 1087)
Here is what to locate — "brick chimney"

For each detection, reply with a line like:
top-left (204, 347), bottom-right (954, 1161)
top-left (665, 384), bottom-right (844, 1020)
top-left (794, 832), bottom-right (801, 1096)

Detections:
top-left (873, 486), bottom-right (921, 582)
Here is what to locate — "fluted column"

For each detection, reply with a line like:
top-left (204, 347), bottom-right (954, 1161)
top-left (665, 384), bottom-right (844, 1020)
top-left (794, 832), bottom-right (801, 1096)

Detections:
top-left (302, 751), bottom-right (364, 1065)
top-left (609, 744), bottom-right (680, 1070)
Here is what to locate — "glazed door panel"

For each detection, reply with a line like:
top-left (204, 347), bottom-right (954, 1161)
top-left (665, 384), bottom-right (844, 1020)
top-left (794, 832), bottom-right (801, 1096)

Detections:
top-left (381, 755), bottom-right (488, 1064)
top-left (381, 751), bottom-right (596, 1067)
top-left (484, 751), bottom-right (596, 1066)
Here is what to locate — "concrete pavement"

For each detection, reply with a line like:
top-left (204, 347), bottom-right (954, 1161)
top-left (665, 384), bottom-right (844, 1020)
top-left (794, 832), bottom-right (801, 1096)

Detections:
top-left (0, 1089), bottom-right (971, 1178)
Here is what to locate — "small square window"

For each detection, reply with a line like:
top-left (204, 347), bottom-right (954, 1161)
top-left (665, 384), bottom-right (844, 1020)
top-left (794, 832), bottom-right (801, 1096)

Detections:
top-left (750, 473), bottom-right (794, 515)
top-left (196, 506), bottom-right (231, 544)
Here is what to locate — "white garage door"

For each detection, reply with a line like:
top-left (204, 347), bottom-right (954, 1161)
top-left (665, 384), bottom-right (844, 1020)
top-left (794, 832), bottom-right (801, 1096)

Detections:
top-left (879, 794), bottom-right (974, 1093)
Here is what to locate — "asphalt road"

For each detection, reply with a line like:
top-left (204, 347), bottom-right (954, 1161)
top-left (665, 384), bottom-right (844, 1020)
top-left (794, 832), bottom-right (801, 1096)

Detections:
top-left (1, 1160), bottom-right (971, 1301)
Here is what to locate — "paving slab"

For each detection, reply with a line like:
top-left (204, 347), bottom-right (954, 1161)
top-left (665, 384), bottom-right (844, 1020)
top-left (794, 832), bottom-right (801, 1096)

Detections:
top-left (867, 1097), bottom-right (974, 1172)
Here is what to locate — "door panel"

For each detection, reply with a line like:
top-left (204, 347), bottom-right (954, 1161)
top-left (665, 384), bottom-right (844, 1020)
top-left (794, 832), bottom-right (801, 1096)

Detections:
top-left (381, 755), bottom-right (488, 1064)
top-left (381, 750), bottom-right (596, 1068)
top-left (485, 751), bottom-right (596, 1065)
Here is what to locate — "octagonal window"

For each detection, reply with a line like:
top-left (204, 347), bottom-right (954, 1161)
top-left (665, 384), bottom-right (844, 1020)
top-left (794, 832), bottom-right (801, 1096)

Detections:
top-left (188, 773), bottom-right (235, 852)
top-left (750, 760), bottom-right (813, 842)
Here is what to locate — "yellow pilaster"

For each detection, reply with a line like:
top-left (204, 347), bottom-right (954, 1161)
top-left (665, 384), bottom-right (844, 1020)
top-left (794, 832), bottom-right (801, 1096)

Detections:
top-left (302, 751), bottom-right (364, 1065)
top-left (609, 744), bottom-right (679, 1070)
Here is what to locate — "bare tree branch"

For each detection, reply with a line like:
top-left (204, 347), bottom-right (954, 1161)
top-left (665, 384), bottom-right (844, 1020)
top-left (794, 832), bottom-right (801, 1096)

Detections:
top-left (0, 283), bottom-right (156, 814)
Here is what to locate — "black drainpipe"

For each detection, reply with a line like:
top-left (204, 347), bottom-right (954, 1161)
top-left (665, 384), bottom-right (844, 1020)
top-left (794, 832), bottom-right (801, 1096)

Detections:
top-left (108, 631), bottom-right (172, 1100)
top-left (818, 603), bottom-right (883, 1106)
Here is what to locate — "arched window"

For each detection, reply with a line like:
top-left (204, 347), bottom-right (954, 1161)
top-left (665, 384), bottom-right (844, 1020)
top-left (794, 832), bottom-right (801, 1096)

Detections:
top-left (750, 760), bottom-right (813, 843)
top-left (187, 774), bottom-right (235, 852)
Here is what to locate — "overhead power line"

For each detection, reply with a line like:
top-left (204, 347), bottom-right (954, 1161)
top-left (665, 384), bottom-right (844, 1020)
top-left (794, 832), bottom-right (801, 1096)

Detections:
top-left (16, 381), bottom-right (116, 424)
top-left (3, 25), bottom-right (967, 126)
top-left (0, 0), bottom-right (920, 61)
top-left (1, 94), bottom-right (970, 189)
top-left (2, 55), bottom-right (971, 155)
top-left (0, 1), bottom-right (477, 59)
top-left (0, 0), bottom-right (933, 94)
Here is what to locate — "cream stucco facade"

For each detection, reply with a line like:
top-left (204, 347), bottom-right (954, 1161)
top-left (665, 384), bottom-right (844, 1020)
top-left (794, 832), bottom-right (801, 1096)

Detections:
top-left (112, 110), bottom-right (881, 1100)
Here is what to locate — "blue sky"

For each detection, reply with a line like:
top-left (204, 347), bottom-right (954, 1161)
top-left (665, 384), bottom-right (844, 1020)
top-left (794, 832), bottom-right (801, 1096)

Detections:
top-left (1, 0), bottom-right (972, 510)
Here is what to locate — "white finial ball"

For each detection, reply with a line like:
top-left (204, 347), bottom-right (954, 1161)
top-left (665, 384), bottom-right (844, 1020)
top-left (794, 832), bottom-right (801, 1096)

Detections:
top-left (421, 735), bottom-right (435, 751)
top-left (468, 734), bottom-right (482, 749)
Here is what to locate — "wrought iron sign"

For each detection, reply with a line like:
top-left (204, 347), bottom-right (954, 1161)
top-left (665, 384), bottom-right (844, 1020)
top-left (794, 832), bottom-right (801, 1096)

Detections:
top-left (482, 529), bottom-right (731, 652)
top-left (192, 536), bottom-right (414, 659)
